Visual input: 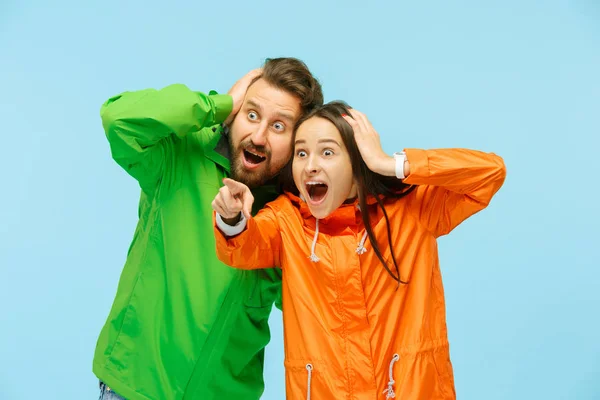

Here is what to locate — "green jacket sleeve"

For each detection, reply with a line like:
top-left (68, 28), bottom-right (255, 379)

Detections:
top-left (101, 84), bottom-right (232, 191)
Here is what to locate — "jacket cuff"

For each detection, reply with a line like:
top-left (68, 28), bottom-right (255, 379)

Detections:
top-left (209, 92), bottom-right (233, 124)
top-left (402, 148), bottom-right (429, 183)
top-left (215, 212), bottom-right (247, 237)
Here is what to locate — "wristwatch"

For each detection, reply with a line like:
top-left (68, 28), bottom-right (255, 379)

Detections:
top-left (393, 152), bottom-right (407, 179)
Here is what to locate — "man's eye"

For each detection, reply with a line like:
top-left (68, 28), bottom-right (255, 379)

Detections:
top-left (248, 111), bottom-right (258, 120)
top-left (273, 122), bottom-right (285, 131)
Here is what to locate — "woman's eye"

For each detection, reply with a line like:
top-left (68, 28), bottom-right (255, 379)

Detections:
top-left (248, 111), bottom-right (258, 120)
top-left (323, 149), bottom-right (334, 156)
top-left (297, 150), bottom-right (307, 157)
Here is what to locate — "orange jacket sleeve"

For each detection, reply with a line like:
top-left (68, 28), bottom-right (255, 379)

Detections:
top-left (213, 204), bottom-right (282, 270)
top-left (402, 148), bottom-right (506, 237)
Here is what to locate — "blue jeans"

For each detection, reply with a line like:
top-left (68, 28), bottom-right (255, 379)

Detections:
top-left (99, 382), bottom-right (126, 400)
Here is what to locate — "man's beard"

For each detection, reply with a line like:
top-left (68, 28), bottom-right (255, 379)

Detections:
top-left (229, 137), bottom-right (274, 189)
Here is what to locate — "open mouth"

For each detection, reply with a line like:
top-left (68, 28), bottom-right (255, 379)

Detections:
top-left (305, 181), bottom-right (329, 204)
top-left (243, 149), bottom-right (267, 166)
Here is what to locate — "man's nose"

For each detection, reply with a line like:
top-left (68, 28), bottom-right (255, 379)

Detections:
top-left (250, 122), bottom-right (268, 146)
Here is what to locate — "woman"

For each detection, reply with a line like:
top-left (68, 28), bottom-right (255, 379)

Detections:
top-left (211, 102), bottom-right (506, 399)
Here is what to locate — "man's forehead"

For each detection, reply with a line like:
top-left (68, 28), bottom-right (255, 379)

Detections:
top-left (244, 80), bottom-right (301, 121)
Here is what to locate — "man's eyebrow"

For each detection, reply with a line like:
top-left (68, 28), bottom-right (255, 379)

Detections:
top-left (277, 111), bottom-right (296, 123)
top-left (246, 99), bottom-right (262, 111)
top-left (246, 99), bottom-right (295, 123)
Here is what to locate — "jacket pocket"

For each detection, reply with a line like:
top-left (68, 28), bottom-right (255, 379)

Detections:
top-left (105, 270), bottom-right (145, 359)
top-left (284, 359), bottom-right (328, 400)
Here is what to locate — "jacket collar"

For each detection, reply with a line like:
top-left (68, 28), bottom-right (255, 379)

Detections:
top-left (203, 124), bottom-right (231, 173)
top-left (285, 191), bottom-right (381, 228)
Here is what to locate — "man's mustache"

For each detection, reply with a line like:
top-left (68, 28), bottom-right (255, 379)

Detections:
top-left (240, 141), bottom-right (270, 157)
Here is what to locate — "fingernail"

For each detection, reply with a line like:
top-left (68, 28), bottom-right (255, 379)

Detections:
top-left (342, 114), bottom-right (348, 117)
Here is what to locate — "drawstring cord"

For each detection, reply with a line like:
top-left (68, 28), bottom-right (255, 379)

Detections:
top-left (355, 231), bottom-right (368, 254)
top-left (309, 220), bottom-right (320, 262)
top-left (355, 203), bottom-right (368, 254)
top-left (383, 353), bottom-right (400, 398)
top-left (306, 364), bottom-right (313, 400)
top-left (309, 204), bottom-right (369, 261)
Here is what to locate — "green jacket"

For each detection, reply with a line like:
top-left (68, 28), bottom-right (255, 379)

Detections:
top-left (94, 84), bottom-right (282, 400)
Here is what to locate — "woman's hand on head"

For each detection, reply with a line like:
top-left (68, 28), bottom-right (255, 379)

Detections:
top-left (342, 110), bottom-right (396, 176)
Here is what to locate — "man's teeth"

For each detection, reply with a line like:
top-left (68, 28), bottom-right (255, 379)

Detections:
top-left (247, 150), bottom-right (265, 158)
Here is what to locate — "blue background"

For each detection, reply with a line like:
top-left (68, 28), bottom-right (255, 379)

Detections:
top-left (1, 1), bottom-right (598, 399)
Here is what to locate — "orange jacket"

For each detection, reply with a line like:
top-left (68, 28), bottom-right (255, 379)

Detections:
top-left (214, 148), bottom-right (506, 399)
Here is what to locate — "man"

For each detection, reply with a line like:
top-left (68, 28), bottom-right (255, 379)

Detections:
top-left (94, 58), bottom-right (323, 399)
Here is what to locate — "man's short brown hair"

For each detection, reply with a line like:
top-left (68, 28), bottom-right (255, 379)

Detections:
top-left (256, 57), bottom-right (324, 116)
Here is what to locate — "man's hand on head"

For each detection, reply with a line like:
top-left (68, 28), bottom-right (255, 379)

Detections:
top-left (224, 69), bottom-right (263, 125)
